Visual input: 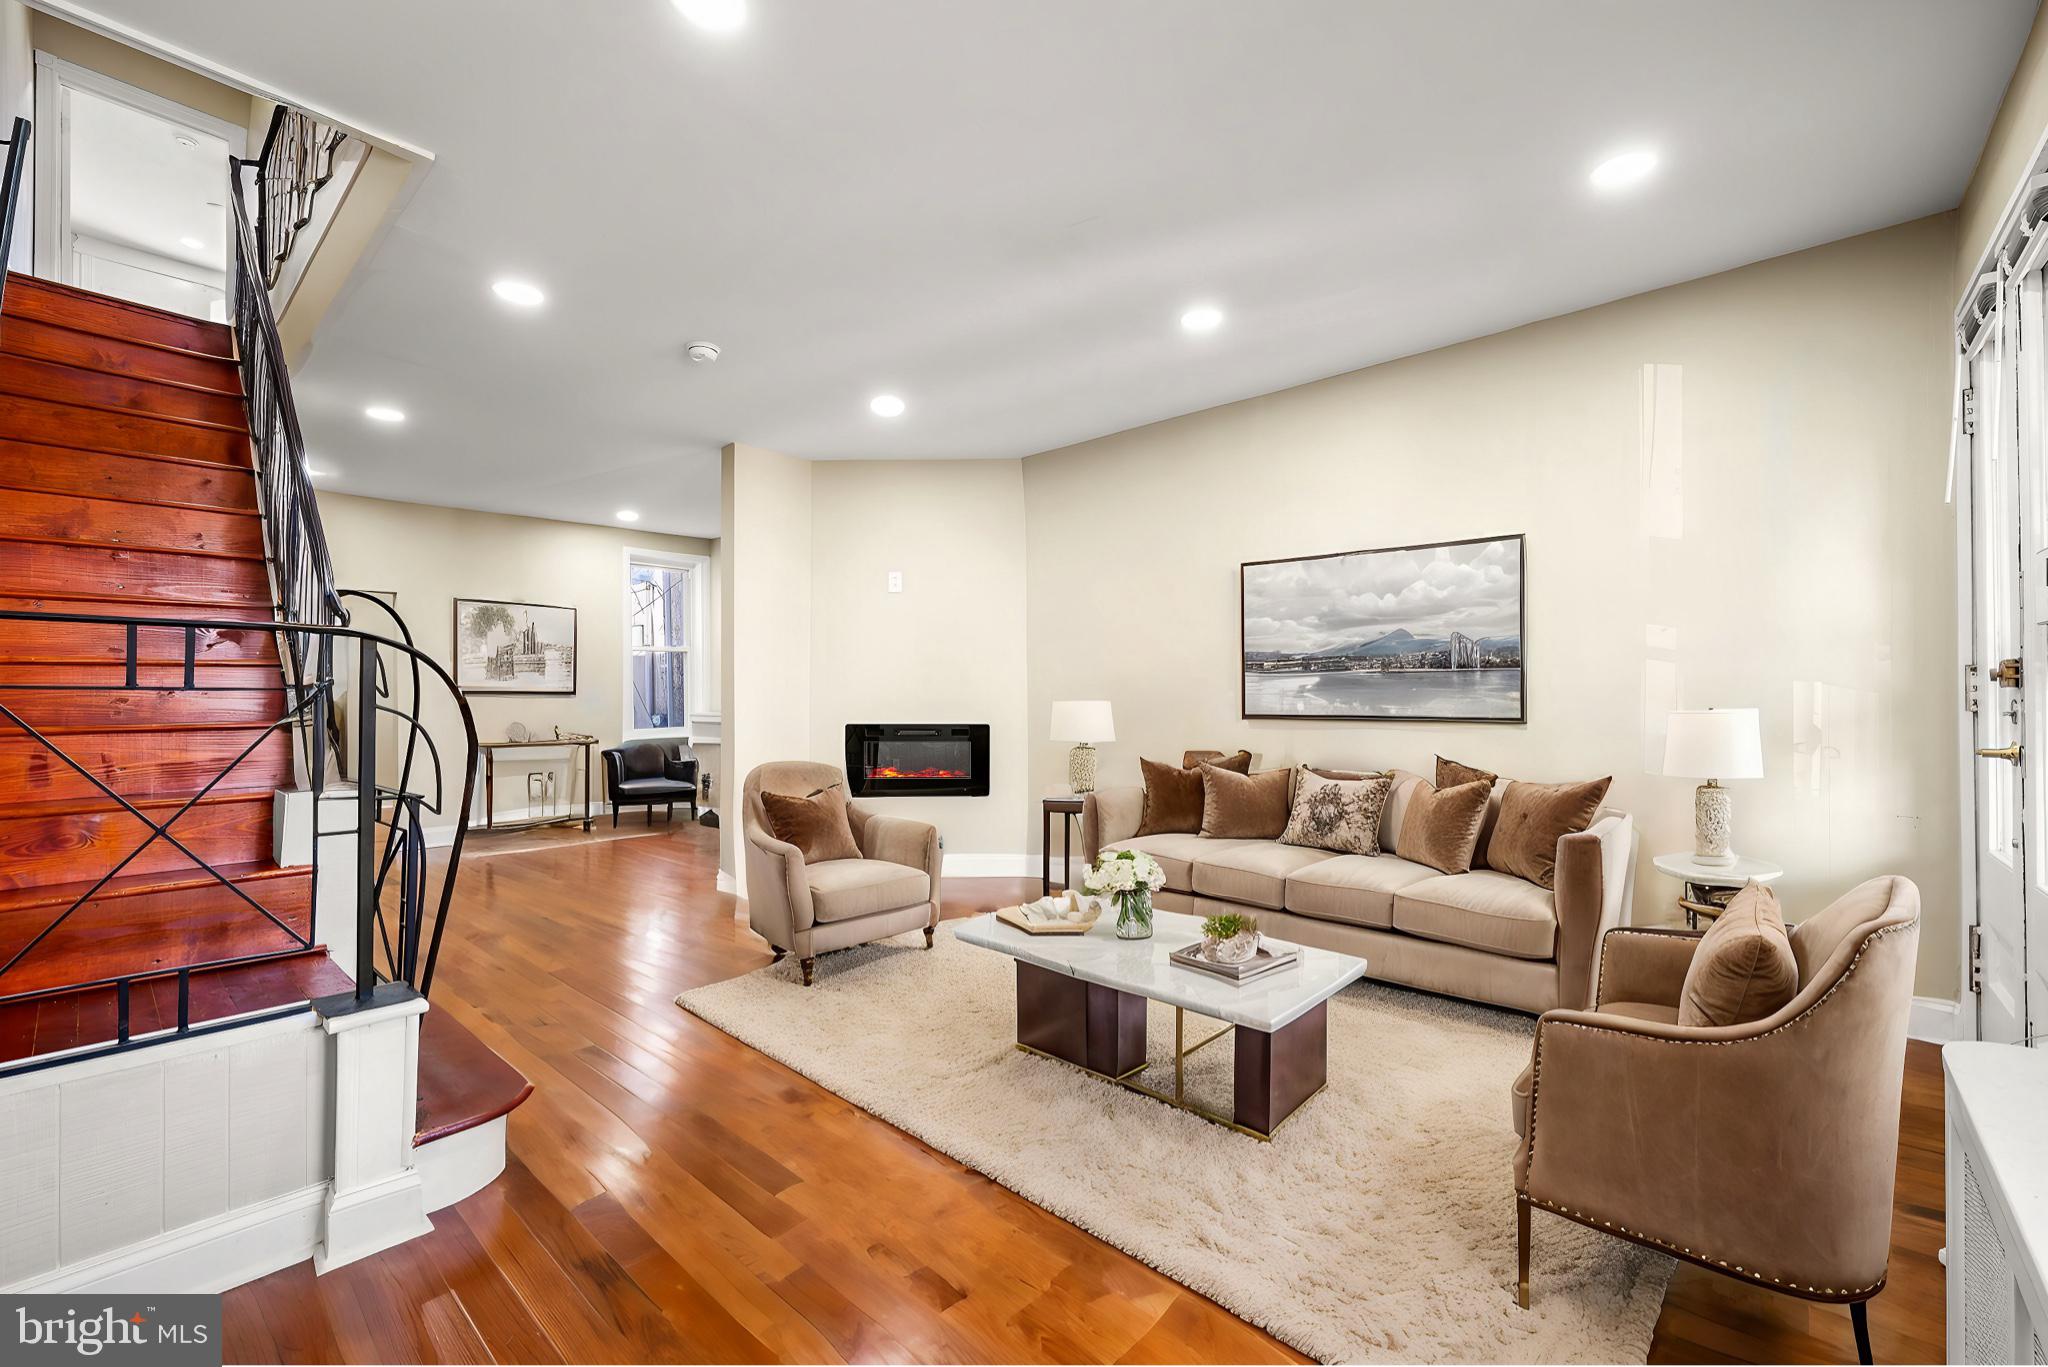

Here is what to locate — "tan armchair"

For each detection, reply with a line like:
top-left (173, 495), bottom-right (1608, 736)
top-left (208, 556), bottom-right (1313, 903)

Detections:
top-left (1512, 876), bottom-right (1920, 1364)
top-left (741, 761), bottom-right (942, 985)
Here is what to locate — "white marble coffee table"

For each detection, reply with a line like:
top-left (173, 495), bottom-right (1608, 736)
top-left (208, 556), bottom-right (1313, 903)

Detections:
top-left (953, 907), bottom-right (1367, 1139)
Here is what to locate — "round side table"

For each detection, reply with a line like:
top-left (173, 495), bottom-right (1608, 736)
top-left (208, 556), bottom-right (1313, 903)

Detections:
top-left (1651, 852), bottom-right (1784, 929)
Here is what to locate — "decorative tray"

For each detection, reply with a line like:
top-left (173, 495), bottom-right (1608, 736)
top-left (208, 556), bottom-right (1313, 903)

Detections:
top-left (995, 905), bottom-right (1101, 935)
top-left (1168, 941), bottom-right (1301, 982)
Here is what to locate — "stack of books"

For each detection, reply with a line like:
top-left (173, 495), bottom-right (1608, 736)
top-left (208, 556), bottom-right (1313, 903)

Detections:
top-left (1168, 941), bottom-right (1301, 983)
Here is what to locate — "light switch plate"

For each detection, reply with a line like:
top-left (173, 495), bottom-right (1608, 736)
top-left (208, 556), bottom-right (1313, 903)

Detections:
top-left (887, 570), bottom-right (903, 593)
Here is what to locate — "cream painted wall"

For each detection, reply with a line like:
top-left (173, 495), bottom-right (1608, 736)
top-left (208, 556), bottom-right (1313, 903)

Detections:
top-left (808, 460), bottom-right (1029, 860)
top-left (718, 442), bottom-right (814, 889)
top-left (318, 493), bottom-right (714, 832)
top-left (1022, 215), bottom-right (1961, 997)
top-left (29, 11), bottom-right (258, 131)
top-left (1958, 1), bottom-right (2048, 295)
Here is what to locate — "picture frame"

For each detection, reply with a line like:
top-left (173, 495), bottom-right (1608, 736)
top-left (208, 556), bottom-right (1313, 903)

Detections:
top-left (1240, 533), bottom-right (1526, 723)
top-left (453, 598), bottom-right (578, 695)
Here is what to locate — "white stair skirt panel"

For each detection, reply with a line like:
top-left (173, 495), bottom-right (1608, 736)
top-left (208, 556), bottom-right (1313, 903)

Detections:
top-left (0, 1012), bottom-right (331, 1292)
top-left (417, 1115), bottom-right (509, 1213)
top-left (0, 989), bottom-right (505, 1293)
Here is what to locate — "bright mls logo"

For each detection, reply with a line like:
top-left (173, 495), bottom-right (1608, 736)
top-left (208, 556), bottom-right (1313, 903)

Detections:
top-left (3, 1296), bottom-right (220, 1366)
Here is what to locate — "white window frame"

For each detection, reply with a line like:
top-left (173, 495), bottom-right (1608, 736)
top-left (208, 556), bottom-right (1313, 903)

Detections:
top-left (622, 547), bottom-right (709, 741)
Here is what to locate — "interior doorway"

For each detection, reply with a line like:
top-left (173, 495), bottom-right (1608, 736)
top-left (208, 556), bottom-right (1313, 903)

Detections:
top-left (31, 52), bottom-right (244, 320)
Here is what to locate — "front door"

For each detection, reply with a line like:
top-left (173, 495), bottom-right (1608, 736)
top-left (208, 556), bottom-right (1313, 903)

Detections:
top-left (1968, 273), bottom-right (2032, 1046)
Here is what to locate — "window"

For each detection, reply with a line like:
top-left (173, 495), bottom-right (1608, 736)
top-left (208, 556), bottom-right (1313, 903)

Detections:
top-left (627, 555), bottom-right (692, 736)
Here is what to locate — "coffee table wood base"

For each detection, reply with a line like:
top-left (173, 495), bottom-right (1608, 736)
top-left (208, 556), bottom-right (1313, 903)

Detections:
top-left (1012, 961), bottom-right (1328, 1140)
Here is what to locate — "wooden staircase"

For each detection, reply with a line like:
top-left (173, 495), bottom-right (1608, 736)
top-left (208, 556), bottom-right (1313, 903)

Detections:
top-left (0, 273), bottom-right (347, 1063)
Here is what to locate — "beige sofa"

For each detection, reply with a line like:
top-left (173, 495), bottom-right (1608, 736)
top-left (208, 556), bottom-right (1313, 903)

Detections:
top-left (1082, 767), bottom-right (1636, 1014)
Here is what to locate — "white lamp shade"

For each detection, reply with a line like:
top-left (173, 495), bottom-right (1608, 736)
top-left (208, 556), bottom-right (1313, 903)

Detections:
top-left (1662, 708), bottom-right (1763, 780)
top-left (1050, 699), bottom-right (1115, 744)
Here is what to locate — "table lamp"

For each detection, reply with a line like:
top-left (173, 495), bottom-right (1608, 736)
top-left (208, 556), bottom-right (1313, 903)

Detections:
top-left (1662, 707), bottom-right (1763, 865)
top-left (1050, 700), bottom-right (1115, 794)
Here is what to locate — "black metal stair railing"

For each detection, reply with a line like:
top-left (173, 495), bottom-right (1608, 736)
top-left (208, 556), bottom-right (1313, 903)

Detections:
top-left (0, 103), bottom-right (480, 1076)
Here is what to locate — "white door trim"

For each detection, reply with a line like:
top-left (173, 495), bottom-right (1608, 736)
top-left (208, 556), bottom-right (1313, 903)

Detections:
top-left (31, 49), bottom-right (247, 286)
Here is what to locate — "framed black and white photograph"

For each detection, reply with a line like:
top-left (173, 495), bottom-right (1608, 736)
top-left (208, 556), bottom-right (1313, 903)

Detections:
top-left (1241, 534), bottom-right (1525, 722)
top-left (453, 598), bottom-right (578, 695)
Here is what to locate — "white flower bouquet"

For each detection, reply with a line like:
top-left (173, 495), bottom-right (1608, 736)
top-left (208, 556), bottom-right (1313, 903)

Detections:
top-left (1083, 848), bottom-right (1164, 939)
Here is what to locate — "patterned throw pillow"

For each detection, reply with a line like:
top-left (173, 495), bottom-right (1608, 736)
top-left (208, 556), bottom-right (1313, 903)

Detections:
top-left (1279, 765), bottom-right (1393, 855)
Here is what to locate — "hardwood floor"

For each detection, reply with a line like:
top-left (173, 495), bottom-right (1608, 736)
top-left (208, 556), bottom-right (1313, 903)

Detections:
top-left (224, 822), bottom-right (1946, 1364)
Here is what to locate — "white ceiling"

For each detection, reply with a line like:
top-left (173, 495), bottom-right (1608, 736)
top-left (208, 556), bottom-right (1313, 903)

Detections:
top-left (50, 0), bottom-right (2041, 539)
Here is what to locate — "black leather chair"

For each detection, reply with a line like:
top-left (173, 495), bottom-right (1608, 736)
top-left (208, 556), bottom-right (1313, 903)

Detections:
top-left (601, 740), bottom-right (699, 826)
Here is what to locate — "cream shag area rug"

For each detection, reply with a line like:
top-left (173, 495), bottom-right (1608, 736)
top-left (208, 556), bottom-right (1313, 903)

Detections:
top-left (676, 931), bottom-right (1671, 1364)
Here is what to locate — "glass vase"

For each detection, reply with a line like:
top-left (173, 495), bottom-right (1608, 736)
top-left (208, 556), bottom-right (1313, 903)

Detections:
top-left (1114, 889), bottom-right (1153, 940)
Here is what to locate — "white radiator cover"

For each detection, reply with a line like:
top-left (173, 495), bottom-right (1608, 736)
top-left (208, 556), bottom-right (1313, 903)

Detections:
top-left (1946, 1042), bottom-right (2048, 1365)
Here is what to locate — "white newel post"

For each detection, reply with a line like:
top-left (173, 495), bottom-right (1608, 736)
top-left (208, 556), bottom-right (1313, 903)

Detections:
top-left (313, 983), bottom-right (432, 1273)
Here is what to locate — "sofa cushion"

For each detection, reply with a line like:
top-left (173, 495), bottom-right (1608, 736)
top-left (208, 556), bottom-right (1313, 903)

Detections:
top-left (1192, 841), bottom-right (1341, 910)
top-left (1107, 834), bottom-right (1255, 893)
top-left (1484, 776), bottom-right (1612, 890)
top-left (1137, 753), bottom-right (1251, 836)
top-left (1200, 765), bottom-right (1292, 839)
top-left (1394, 871), bottom-right (1557, 960)
top-left (1392, 779), bottom-right (1492, 875)
top-left (1284, 852), bottom-right (1439, 928)
top-left (1679, 882), bottom-right (1797, 1027)
top-left (1279, 766), bottom-right (1392, 855)
top-left (804, 859), bottom-right (928, 923)
top-left (761, 784), bottom-right (862, 863)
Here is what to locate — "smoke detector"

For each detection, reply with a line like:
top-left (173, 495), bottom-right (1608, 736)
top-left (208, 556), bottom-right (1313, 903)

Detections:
top-left (686, 342), bottom-right (721, 364)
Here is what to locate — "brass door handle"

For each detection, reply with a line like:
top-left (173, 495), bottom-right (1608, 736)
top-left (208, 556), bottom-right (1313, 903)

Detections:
top-left (1976, 744), bottom-right (2024, 764)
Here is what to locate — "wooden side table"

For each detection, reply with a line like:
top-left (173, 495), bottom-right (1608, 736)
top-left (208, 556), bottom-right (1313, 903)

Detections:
top-left (1042, 794), bottom-right (1085, 895)
top-left (1651, 852), bottom-right (1784, 929)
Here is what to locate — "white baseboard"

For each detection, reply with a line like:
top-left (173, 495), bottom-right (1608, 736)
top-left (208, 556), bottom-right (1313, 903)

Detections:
top-left (942, 853), bottom-right (1040, 878)
top-left (716, 869), bottom-right (736, 894)
top-left (1910, 995), bottom-right (1962, 1044)
top-left (5, 1183), bottom-right (329, 1294)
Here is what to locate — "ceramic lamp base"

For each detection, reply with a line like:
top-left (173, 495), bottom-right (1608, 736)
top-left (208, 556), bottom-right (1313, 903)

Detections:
top-left (1693, 780), bottom-right (1734, 865)
top-left (1068, 743), bottom-right (1099, 794)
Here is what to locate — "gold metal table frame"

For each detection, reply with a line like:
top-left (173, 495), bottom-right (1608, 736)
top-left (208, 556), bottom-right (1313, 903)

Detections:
top-left (1010, 961), bottom-right (1330, 1141)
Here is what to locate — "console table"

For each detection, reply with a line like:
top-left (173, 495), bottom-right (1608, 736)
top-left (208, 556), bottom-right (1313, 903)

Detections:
top-left (479, 736), bottom-right (596, 833)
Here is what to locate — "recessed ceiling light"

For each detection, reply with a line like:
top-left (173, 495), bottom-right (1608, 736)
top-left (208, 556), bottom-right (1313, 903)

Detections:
top-left (869, 394), bottom-right (906, 418)
top-left (491, 278), bottom-right (545, 308)
top-left (616, 509), bottom-right (641, 523)
top-left (305, 464), bottom-right (334, 479)
top-left (179, 236), bottom-right (204, 250)
top-left (1589, 148), bottom-right (1658, 191)
top-left (673, 0), bottom-right (746, 31)
top-left (1180, 305), bottom-right (1224, 334)
top-left (172, 134), bottom-right (197, 149)
top-left (364, 404), bottom-right (406, 424)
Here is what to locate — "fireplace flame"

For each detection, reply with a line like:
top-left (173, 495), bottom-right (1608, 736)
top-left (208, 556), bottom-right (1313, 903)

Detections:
top-left (868, 765), bottom-right (969, 779)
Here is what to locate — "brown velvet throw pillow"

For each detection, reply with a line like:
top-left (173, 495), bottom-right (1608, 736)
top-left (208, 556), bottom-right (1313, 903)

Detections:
top-left (1484, 776), bottom-right (1612, 889)
top-left (1392, 778), bottom-right (1492, 875)
top-left (1435, 756), bottom-right (1497, 791)
top-left (1199, 764), bottom-right (1292, 839)
top-left (1182, 749), bottom-right (1253, 772)
top-left (1679, 882), bottom-right (1798, 1027)
top-left (1138, 751), bottom-right (1253, 835)
top-left (761, 784), bottom-right (862, 863)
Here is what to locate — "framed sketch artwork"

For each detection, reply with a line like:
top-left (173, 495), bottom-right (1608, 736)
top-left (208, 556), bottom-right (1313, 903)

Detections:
top-left (1241, 534), bottom-right (1525, 722)
top-left (453, 598), bottom-right (578, 695)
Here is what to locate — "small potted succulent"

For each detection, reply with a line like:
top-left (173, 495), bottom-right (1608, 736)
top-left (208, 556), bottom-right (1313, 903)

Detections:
top-left (1082, 848), bottom-right (1166, 939)
top-left (1200, 911), bottom-right (1262, 964)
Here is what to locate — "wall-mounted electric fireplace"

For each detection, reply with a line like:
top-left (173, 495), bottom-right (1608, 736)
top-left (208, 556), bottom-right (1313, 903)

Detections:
top-left (845, 723), bottom-right (990, 797)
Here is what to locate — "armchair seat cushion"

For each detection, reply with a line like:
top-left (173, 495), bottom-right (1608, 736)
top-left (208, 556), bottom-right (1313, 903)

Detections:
top-left (1106, 835), bottom-right (1256, 893)
top-left (1393, 871), bottom-right (1556, 960)
top-left (616, 776), bottom-right (696, 799)
top-left (1191, 841), bottom-right (1340, 910)
top-left (1283, 852), bottom-right (1439, 928)
top-left (804, 859), bottom-right (930, 923)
